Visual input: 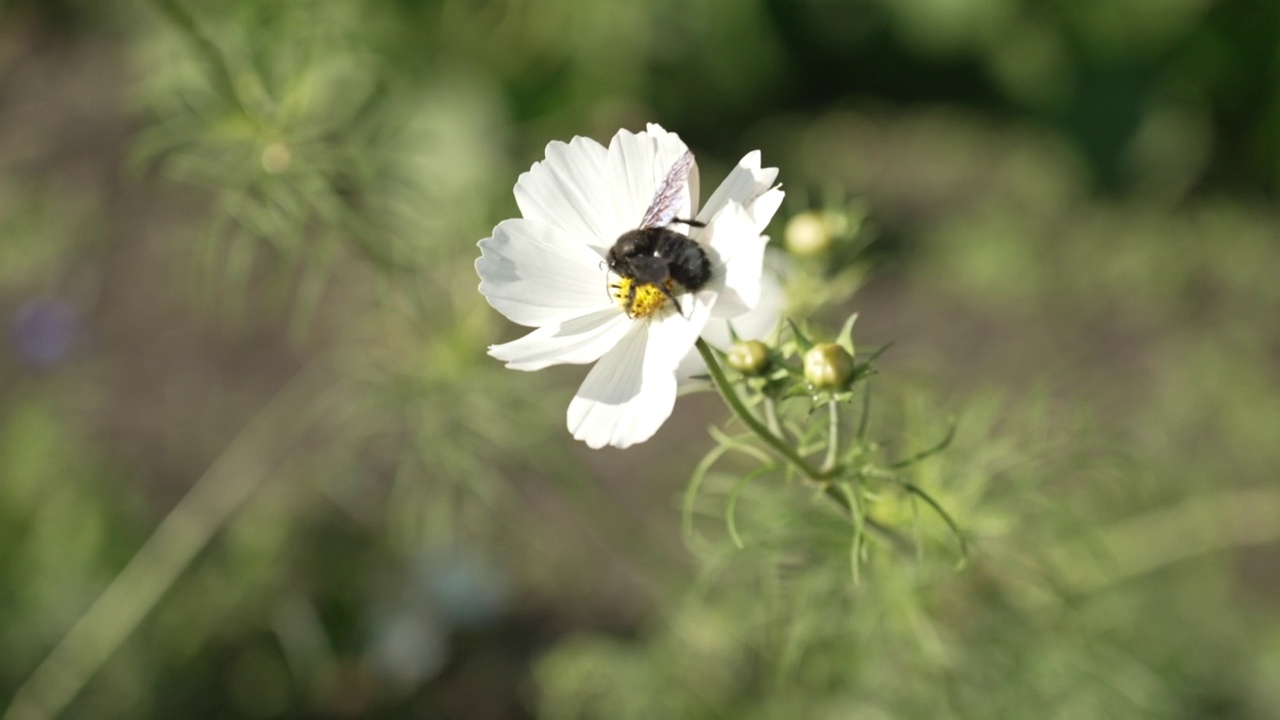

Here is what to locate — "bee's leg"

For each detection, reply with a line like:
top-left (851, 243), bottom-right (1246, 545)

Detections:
top-left (671, 217), bottom-right (706, 228)
top-left (657, 283), bottom-right (685, 317)
top-left (626, 282), bottom-right (638, 318)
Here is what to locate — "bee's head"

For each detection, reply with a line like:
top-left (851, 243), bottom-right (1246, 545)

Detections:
top-left (607, 230), bottom-right (644, 271)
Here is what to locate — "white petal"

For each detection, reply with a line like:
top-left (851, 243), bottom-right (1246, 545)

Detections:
top-left (567, 296), bottom-right (713, 449)
top-left (697, 150), bottom-right (779, 227)
top-left (567, 324), bottom-right (675, 449)
top-left (514, 136), bottom-right (618, 251)
top-left (488, 308), bottom-right (631, 371)
top-left (476, 218), bottom-right (612, 327)
top-left (745, 186), bottom-right (785, 234)
top-left (713, 187), bottom-right (783, 318)
top-left (645, 290), bottom-right (716, 372)
top-left (606, 127), bottom-right (698, 231)
top-left (697, 200), bottom-right (768, 319)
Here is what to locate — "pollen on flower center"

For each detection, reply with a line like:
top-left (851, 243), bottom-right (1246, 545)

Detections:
top-left (611, 277), bottom-right (674, 319)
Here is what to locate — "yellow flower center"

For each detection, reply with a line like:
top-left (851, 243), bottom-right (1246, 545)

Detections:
top-left (611, 277), bottom-right (674, 319)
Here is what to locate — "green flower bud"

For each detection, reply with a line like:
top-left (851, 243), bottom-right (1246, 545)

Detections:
top-left (260, 142), bottom-right (292, 174)
top-left (803, 343), bottom-right (854, 390)
top-left (726, 340), bottom-right (770, 375)
top-left (784, 212), bottom-right (832, 257)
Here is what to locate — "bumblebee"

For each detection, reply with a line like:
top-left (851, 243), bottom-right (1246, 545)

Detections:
top-left (606, 150), bottom-right (711, 318)
top-left (607, 220), bottom-right (710, 317)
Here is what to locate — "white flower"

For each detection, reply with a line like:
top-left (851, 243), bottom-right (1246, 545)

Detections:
top-left (475, 124), bottom-right (783, 449)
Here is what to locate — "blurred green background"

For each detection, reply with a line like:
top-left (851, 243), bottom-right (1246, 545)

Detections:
top-left (2, 0), bottom-right (1278, 718)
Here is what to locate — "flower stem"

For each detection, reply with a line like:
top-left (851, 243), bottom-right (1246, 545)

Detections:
top-left (696, 339), bottom-right (914, 552)
top-left (822, 400), bottom-right (840, 473)
top-left (762, 397), bottom-right (783, 437)
top-left (3, 362), bottom-right (335, 720)
top-left (697, 339), bottom-right (827, 481)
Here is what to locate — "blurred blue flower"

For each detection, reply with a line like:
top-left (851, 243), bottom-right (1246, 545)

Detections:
top-left (11, 296), bottom-right (75, 368)
top-left (366, 610), bottom-right (449, 688)
top-left (416, 550), bottom-right (510, 630)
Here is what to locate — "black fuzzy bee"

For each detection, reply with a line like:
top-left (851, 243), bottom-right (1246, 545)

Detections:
top-left (607, 150), bottom-right (712, 317)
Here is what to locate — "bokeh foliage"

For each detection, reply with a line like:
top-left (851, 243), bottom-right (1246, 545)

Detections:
top-left (1, 0), bottom-right (1278, 718)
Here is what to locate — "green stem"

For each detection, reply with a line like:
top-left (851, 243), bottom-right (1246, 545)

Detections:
top-left (695, 340), bottom-right (913, 553)
top-left (1057, 488), bottom-right (1280, 596)
top-left (697, 339), bottom-right (827, 481)
top-left (903, 482), bottom-right (969, 566)
top-left (836, 482), bottom-right (865, 584)
top-left (822, 400), bottom-right (840, 473)
top-left (856, 379), bottom-right (872, 441)
top-left (3, 363), bottom-right (335, 720)
top-left (762, 397), bottom-right (783, 437)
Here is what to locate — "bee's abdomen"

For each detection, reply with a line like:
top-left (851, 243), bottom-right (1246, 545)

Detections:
top-left (654, 231), bottom-right (711, 290)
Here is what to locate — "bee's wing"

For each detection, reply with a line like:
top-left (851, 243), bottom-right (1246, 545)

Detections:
top-left (640, 150), bottom-right (695, 228)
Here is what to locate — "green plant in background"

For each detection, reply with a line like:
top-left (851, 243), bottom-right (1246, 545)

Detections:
top-left (0, 401), bottom-right (141, 701)
top-left (4, 0), bottom-right (1280, 717)
top-left (4, 0), bottom-right (554, 716)
top-left (132, 0), bottom-right (510, 334)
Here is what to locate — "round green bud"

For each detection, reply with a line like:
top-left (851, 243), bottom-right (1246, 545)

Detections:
top-left (260, 142), bottom-right (292, 174)
top-left (784, 212), bottom-right (832, 257)
top-left (726, 340), bottom-right (770, 375)
top-left (803, 343), bottom-right (855, 390)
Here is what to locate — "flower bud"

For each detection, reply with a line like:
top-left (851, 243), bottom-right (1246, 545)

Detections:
top-left (260, 142), bottom-right (292, 174)
top-left (726, 340), bottom-right (770, 375)
top-left (803, 343), bottom-right (854, 390)
top-left (784, 212), bottom-right (832, 257)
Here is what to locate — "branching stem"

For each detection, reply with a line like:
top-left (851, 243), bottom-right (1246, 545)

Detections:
top-left (697, 339), bottom-right (831, 482)
top-left (696, 339), bottom-right (918, 554)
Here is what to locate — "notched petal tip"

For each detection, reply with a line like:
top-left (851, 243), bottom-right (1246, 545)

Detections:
top-left (606, 125), bottom-right (695, 231)
top-left (514, 135), bottom-right (619, 245)
top-left (700, 199), bottom-right (772, 319)
top-left (697, 151), bottom-right (780, 227)
top-left (565, 321), bottom-right (687, 450)
top-left (567, 372), bottom-right (678, 450)
top-left (747, 187), bottom-right (785, 233)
